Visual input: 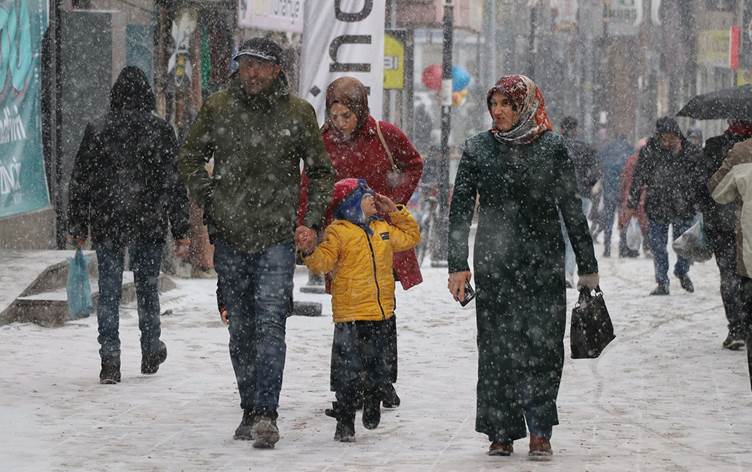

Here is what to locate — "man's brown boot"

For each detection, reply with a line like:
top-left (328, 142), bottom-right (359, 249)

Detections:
top-left (528, 435), bottom-right (553, 460)
top-left (488, 441), bottom-right (513, 456)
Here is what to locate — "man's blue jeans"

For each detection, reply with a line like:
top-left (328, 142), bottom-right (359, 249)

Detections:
top-left (95, 240), bottom-right (164, 359)
top-left (214, 239), bottom-right (295, 413)
top-left (648, 218), bottom-right (694, 286)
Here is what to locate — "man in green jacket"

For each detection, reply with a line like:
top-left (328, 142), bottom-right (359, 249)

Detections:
top-left (179, 38), bottom-right (334, 449)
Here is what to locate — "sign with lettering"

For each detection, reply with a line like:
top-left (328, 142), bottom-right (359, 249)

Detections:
top-left (299, 0), bottom-right (385, 124)
top-left (238, 0), bottom-right (305, 33)
top-left (0, 0), bottom-right (50, 218)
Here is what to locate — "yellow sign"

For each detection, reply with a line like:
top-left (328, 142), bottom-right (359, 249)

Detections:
top-left (737, 69), bottom-right (752, 86)
top-left (384, 33), bottom-right (405, 90)
top-left (697, 30), bottom-right (730, 68)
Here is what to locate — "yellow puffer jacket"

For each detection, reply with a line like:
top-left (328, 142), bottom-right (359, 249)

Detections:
top-left (304, 206), bottom-right (420, 323)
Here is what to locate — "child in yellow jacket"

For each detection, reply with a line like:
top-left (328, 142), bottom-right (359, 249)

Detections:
top-left (296, 178), bottom-right (420, 442)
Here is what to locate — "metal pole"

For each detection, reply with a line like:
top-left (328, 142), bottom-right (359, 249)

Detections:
top-left (528, 3), bottom-right (537, 78)
top-left (431, 0), bottom-right (453, 266)
top-left (485, 0), bottom-right (497, 86)
top-left (51, 0), bottom-right (65, 249)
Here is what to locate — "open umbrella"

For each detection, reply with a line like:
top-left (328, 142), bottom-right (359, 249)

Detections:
top-left (677, 84), bottom-right (752, 120)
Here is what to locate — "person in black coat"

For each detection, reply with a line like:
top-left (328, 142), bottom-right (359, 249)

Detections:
top-left (696, 121), bottom-right (752, 349)
top-left (68, 66), bottom-right (190, 384)
top-left (560, 116), bottom-right (599, 286)
top-left (625, 117), bottom-right (701, 296)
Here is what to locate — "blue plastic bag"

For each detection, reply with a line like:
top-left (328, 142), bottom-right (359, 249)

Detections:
top-left (67, 249), bottom-right (93, 319)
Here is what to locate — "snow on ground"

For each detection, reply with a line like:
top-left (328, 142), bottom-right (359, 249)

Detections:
top-left (1, 250), bottom-right (752, 471)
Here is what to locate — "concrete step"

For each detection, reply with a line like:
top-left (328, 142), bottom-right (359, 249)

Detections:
top-left (5, 271), bottom-right (176, 328)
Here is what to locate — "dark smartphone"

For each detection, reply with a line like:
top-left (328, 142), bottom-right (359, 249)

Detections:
top-left (459, 280), bottom-right (476, 307)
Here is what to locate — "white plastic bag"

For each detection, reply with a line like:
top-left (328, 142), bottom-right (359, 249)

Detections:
top-left (672, 216), bottom-right (713, 262)
top-left (626, 217), bottom-right (642, 251)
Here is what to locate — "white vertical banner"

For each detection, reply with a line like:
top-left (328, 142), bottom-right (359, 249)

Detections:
top-left (299, 0), bottom-right (386, 125)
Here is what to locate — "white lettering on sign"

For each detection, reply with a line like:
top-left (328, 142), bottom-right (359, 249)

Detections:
top-left (0, 159), bottom-right (21, 195)
top-left (0, 105), bottom-right (27, 145)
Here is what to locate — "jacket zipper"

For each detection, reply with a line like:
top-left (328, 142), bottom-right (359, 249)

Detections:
top-left (364, 228), bottom-right (387, 320)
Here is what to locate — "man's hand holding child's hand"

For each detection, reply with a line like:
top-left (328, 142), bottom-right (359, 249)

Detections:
top-left (295, 225), bottom-right (317, 254)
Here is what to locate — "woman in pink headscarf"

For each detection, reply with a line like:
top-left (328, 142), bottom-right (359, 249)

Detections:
top-left (447, 75), bottom-right (599, 458)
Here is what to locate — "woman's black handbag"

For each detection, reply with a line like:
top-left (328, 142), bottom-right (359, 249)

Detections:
top-left (570, 286), bottom-right (615, 359)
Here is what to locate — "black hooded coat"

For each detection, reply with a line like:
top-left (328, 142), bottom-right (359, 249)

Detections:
top-left (68, 67), bottom-right (189, 244)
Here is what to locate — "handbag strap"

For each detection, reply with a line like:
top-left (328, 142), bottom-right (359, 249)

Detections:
top-left (375, 120), bottom-right (399, 172)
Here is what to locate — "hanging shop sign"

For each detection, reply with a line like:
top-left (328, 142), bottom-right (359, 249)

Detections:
top-left (0, 0), bottom-right (50, 218)
top-left (697, 29), bottom-right (731, 69)
top-left (384, 30), bottom-right (405, 90)
top-left (299, 0), bottom-right (385, 125)
top-left (238, 0), bottom-right (305, 33)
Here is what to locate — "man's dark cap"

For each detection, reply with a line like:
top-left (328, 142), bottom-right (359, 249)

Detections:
top-left (233, 38), bottom-right (283, 64)
top-left (655, 116), bottom-right (683, 137)
top-left (561, 116), bottom-right (578, 131)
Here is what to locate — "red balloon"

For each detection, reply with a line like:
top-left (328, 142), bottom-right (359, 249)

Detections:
top-left (421, 64), bottom-right (443, 92)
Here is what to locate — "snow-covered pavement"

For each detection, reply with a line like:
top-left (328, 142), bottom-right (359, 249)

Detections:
top-left (2, 253), bottom-right (751, 471)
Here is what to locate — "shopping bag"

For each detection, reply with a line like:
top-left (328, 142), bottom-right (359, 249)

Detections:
top-left (66, 249), bottom-right (93, 319)
top-left (626, 217), bottom-right (642, 251)
top-left (672, 217), bottom-right (713, 262)
top-left (570, 286), bottom-right (615, 359)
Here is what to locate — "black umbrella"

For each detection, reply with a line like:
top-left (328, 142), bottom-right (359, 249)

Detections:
top-left (677, 84), bottom-right (752, 120)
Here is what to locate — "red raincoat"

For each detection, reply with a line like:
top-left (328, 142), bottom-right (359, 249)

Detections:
top-left (298, 116), bottom-right (424, 289)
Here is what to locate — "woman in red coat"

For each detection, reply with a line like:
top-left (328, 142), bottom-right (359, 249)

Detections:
top-left (302, 76), bottom-right (424, 408)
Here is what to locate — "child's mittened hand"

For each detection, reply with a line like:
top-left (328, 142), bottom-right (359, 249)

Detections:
top-left (375, 193), bottom-right (398, 213)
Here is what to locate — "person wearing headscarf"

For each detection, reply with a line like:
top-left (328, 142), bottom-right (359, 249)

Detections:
top-left (447, 75), bottom-right (599, 458)
top-left (299, 76), bottom-right (424, 409)
top-left (68, 66), bottom-right (191, 384)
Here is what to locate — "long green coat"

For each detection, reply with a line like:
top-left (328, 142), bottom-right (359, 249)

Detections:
top-left (448, 131), bottom-right (597, 442)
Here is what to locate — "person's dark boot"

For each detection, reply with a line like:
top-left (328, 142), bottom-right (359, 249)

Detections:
top-left (362, 390), bottom-right (381, 430)
top-left (233, 409), bottom-right (255, 440)
top-left (382, 383), bottom-right (401, 408)
top-left (723, 326), bottom-right (746, 351)
top-left (332, 405), bottom-right (356, 442)
top-left (99, 357), bottom-right (121, 384)
top-left (251, 409), bottom-right (280, 449)
top-left (677, 274), bottom-right (694, 293)
top-left (141, 341), bottom-right (167, 374)
top-left (649, 284), bottom-right (669, 296)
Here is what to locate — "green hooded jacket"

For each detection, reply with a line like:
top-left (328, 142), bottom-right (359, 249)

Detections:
top-left (179, 75), bottom-right (334, 254)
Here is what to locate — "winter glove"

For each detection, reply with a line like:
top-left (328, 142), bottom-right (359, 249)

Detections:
top-left (577, 273), bottom-right (600, 291)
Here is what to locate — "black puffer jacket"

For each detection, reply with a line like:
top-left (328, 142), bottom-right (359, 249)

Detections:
top-left (563, 136), bottom-right (599, 195)
top-left (628, 137), bottom-right (701, 223)
top-left (696, 133), bottom-right (748, 235)
top-left (68, 66), bottom-right (189, 244)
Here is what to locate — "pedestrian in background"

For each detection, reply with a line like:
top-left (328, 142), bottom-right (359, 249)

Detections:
top-left (617, 138), bottom-right (650, 258)
top-left (596, 131), bottom-right (633, 257)
top-left (179, 38), bottom-right (334, 448)
top-left (447, 75), bottom-right (599, 459)
top-left (625, 117), bottom-right (701, 296)
top-left (697, 121), bottom-right (752, 349)
top-left (559, 116), bottom-right (599, 286)
top-left (68, 66), bottom-right (190, 384)
top-left (709, 137), bottom-right (752, 389)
